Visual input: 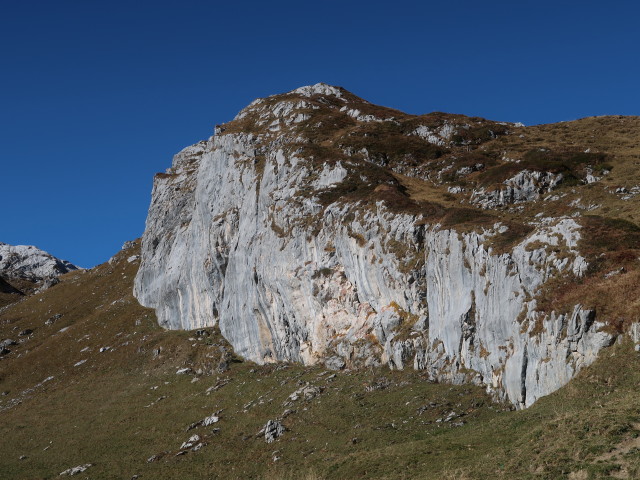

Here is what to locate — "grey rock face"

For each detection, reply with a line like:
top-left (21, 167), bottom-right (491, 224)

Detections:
top-left (135, 85), bottom-right (615, 408)
top-left (264, 420), bottom-right (285, 443)
top-left (122, 240), bottom-right (137, 250)
top-left (0, 242), bottom-right (78, 284)
top-left (180, 434), bottom-right (200, 449)
top-left (202, 414), bottom-right (219, 426)
top-left (0, 339), bottom-right (17, 349)
top-left (471, 170), bottom-right (563, 208)
top-left (325, 356), bottom-right (346, 371)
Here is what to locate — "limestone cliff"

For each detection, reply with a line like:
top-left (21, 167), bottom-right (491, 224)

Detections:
top-left (135, 84), bottom-right (623, 408)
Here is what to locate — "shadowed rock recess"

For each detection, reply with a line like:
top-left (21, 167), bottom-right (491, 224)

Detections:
top-left (134, 83), bottom-right (620, 408)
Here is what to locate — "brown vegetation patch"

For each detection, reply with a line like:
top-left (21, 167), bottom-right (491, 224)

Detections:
top-left (534, 216), bottom-right (640, 329)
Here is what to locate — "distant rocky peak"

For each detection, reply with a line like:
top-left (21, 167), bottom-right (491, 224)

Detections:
top-left (0, 242), bottom-right (78, 283)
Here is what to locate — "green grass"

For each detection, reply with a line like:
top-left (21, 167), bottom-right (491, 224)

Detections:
top-left (2, 244), bottom-right (640, 479)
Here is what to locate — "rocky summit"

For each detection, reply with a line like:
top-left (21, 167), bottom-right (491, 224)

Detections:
top-left (133, 83), bottom-right (640, 408)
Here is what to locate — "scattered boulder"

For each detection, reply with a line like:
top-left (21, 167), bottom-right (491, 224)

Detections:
top-left (202, 414), bottom-right (219, 426)
top-left (191, 442), bottom-right (206, 452)
top-left (59, 463), bottom-right (93, 476)
top-left (45, 313), bottom-right (62, 326)
top-left (180, 434), bottom-right (200, 450)
top-left (284, 384), bottom-right (323, 405)
top-left (325, 356), bottom-right (346, 371)
top-left (0, 339), bottom-right (17, 349)
top-left (264, 420), bottom-right (285, 443)
top-left (122, 240), bottom-right (137, 250)
top-left (604, 267), bottom-right (626, 279)
top-left (176, 367), bottom-right (193, 375)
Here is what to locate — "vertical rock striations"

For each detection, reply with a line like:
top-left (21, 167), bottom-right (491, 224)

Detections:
top-left (135, 84), bottom-right (616, 408)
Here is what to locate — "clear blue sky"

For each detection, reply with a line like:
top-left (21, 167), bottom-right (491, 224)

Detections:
top-left (1, 1), bottom-right (638, 267)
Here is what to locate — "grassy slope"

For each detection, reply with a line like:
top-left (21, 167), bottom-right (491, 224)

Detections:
top-left (1, 243), bottom-right (640, 479)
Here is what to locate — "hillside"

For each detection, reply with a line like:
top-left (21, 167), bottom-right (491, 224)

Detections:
top-left (2, 84), bottom-right (640, 479)
top-left (134, 84), bottom-right (640, 408)
top-left (1, 243), bottom-right (640, 479)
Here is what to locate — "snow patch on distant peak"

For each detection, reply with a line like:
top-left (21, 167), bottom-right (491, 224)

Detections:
top-left (291, 83), bottom-right (345, 100)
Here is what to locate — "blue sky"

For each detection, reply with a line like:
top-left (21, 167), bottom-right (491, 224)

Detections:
top-left (1, 1), bottom-right (639, 267)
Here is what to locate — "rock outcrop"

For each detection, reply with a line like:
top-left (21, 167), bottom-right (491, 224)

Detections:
top-left (0, 243), bottom-right (78, 282)
top-left (134, 84), bottom-right (617, 408)
top-left (0, 243), bottom-right (78, 300)
top-left (471, 170), bottom-right (564, 208)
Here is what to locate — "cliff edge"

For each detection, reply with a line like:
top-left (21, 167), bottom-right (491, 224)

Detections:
top-left (135, 84), bottom-right (640, 407)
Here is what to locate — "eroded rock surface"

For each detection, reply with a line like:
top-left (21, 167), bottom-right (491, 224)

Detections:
top-left (0, 242), bottom-right (78, 290)
top-left (135, 84), bottom-right (616, 408)
top-left (471, 170), bottom-right (564, 208)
